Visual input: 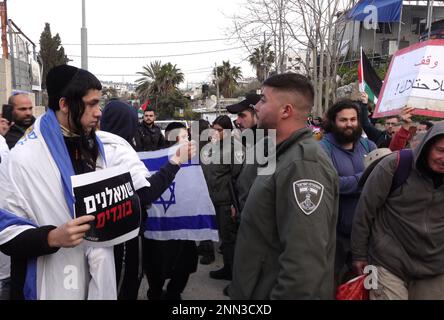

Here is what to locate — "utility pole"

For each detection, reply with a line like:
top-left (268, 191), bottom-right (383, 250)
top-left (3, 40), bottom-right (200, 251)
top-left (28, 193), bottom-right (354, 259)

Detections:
top-left (215, 63), bottom-right (220, 116)
top-left (81, 0), bottom-right (88, 70)
top-left (0, 0), bottom-right (8, 59)
top-left (426, 0), bottom-right (434, 40)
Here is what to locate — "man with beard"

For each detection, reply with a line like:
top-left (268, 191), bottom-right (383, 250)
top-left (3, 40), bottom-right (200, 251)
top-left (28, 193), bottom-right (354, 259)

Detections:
top-left (320, 99), bottom-right (376, 286)
top-left (227, 93), bottom-right (260, 133)
top-left (5, 93), bottom-right (35, 149)
top-left (226, 93), bottom-right (262, 215)
top-left (135, 108), bottom-right (165, 151)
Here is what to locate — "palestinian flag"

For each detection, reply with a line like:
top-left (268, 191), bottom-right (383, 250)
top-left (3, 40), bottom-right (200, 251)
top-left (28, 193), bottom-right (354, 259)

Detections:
top-left (140, 98), bottom-right (153, 111)
top-left (358, 48), bottom-right (382, 104)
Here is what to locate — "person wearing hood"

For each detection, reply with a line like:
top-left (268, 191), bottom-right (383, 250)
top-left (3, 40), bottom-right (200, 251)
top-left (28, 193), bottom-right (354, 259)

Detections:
top-left (100, 100), bottom-right (196, 300)
top-left (352, 121), bottom-right (444, 299)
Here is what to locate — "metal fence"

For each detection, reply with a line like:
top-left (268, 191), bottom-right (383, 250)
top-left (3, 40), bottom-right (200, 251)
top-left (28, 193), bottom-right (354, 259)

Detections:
top-left (7, 19), bottom-right (41, 95)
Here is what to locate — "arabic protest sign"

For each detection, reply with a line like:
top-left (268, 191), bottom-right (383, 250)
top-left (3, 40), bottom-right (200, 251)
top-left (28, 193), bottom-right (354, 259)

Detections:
top-left (374, 39), bottom-right (444, 118)
top-left (71, 166), bottom-right (141, 247)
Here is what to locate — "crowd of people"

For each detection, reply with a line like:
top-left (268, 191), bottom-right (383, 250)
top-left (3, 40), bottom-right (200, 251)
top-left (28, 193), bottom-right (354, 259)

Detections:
top-left (0, 64), bottom-right (443, 300)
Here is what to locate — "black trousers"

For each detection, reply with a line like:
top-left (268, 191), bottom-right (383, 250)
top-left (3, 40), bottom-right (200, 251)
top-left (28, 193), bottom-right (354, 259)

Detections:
top-left (215, 205), bottom-right (238, 272)
top-left (334, 233), bottom-right (355, 288)
top-left (114, 236), bottom-right (142, 300)
top-left (142, 238), bottom-right (198, 300)
top-left (197, 240), bottom-right (214, 257)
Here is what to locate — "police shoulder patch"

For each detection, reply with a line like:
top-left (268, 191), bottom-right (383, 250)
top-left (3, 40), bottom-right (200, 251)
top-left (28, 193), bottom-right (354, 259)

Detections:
top-left (234, 150), bottom-right (245, 163)
top-left (293, 179), bottom-right (324, 215)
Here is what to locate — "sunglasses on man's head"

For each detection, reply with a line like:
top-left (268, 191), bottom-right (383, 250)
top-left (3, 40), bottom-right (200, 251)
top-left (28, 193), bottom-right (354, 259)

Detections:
top-left (386, 122), bottom-right (400, 127)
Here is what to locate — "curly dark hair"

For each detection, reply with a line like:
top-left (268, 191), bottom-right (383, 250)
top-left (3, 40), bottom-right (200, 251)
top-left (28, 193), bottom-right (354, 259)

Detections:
top-left (323, 99), bottom-right (361, 133)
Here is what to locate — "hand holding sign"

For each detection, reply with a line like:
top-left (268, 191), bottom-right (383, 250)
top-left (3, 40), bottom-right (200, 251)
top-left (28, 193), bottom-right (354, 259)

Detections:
top-left (47, 215), bottom-right (95, 248)
top-left (400, 106), bottom-right (414, 122)
top-left (400, 106), bottom-right (414, 130)
top-left (71, 167), bottom-right (141, 247)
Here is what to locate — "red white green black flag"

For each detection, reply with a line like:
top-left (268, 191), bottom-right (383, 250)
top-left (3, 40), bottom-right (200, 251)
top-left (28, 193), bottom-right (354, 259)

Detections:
top-left (358, 47), bottom-right (382, 104)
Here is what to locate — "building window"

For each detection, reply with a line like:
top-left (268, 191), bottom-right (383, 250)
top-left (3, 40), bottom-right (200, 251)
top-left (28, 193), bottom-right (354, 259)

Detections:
top-left (376, 22), bottom-right (393, 34)
top-left (411, 17), bottom-right (427, 35)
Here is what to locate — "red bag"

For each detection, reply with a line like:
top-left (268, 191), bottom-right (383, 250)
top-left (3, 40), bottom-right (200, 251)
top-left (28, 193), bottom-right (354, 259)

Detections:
top-left (336, 275), bottom-right (369, 300)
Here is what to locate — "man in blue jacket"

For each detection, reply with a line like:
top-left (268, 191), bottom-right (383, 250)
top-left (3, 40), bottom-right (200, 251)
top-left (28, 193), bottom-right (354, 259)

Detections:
top-left (320, 99), bottom-right (376, 286)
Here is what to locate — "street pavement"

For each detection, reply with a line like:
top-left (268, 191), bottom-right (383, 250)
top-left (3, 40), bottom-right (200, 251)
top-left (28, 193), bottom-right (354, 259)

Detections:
top-left (138, 245), bottom-right (230, 300)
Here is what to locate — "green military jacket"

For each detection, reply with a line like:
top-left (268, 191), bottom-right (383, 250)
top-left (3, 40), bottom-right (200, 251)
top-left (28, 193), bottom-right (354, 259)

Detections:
top-left (204, 136), bottom-right (244, 206)
top-left (230, 128), bottom-right (339, 299)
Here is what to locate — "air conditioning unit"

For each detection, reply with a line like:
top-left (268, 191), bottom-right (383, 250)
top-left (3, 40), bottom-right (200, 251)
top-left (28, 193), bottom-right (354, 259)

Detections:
top-left (382, 39), bottom-right (409, 56)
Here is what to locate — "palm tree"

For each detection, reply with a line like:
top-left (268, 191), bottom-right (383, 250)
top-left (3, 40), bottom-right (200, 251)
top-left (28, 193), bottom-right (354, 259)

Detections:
top-left (136, 61), bottom-right (162, 102)
top-left (157, 62), bottom-right (184, 96)
top-left (248, 43), bottom-right (275, 83)
top-left (136, 61), bottom-right (184, 106)
top-left (214, 61), bottom-right (242, 98)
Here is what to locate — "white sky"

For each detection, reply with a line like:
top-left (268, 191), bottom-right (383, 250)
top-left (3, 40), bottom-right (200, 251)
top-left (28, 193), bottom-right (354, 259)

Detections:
top-left (8, 0), bottom-right (256, 88)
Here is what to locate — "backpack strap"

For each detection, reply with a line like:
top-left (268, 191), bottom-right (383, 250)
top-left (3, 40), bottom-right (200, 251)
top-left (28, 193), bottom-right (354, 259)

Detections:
top-left (359, 138), bottom-right (371, 153)
top-left (320, 138), bottom-right (333, 157)
top-left (390, 149), bottom-right (413, 194)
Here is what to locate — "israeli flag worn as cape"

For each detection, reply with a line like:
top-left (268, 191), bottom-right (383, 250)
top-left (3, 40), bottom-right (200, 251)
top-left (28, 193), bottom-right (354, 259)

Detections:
top-left (139, 147), bottom-right (218, 241)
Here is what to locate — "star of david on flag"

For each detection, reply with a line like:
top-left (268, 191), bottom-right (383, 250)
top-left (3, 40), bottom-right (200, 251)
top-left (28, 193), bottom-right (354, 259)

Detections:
top-left (138, 146), bottom-right (218, 241)
top-left (153, 182), bottom-right (176, 214)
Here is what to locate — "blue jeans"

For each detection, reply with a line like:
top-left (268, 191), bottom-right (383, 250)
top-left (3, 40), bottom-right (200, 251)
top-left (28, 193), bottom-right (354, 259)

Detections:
top-left (0, 278), bottom-right (11, 300)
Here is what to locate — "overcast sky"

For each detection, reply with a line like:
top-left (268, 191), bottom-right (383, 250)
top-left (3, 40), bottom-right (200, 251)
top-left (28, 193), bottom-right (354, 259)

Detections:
top-left (8, 0), bottom-right (256, 87)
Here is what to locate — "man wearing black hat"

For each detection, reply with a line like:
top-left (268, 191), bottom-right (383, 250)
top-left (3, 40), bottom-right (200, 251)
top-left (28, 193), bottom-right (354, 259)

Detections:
top-left (219, 93), bottom-right (263, 296)
top-left (0, 65), bottom-right (117, 300)
top-left (226, 92), bottom-right (261, 207)
top-left (227, 92), bottom-right (260, 136)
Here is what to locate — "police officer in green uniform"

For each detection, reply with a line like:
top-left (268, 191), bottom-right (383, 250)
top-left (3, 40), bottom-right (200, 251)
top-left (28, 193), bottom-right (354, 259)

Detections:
top-left (230, 73), bottom-right (339, 299)
top-left (203, 115), bottom-right (244, 281)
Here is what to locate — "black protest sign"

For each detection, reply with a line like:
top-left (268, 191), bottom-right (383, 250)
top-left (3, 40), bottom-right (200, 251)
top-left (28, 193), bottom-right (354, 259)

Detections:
top-left (72, 168), bottom-right (141, 247)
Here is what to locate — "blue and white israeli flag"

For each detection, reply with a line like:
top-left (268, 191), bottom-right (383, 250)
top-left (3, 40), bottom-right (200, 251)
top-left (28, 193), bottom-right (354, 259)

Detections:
top-left (138, 147), bottom-right (218, 241)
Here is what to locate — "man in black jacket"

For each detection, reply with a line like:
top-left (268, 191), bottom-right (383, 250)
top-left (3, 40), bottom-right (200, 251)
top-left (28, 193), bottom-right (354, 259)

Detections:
top-left (359, 92), bottom-right (400, 148)
top-left (136, 109), bottom-right (165, 151)
top-left (5, 93), bottom-right (35, 149)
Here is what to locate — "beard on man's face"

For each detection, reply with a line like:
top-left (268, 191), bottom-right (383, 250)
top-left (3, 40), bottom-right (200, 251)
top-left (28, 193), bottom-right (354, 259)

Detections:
top-left (14, 116), bottom-right (33, 128)
top-left (331, 122), bottom-right (363, 145)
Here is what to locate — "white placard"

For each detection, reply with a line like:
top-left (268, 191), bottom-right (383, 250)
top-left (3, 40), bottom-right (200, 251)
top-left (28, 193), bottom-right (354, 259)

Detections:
top-left (374, 39), bottom-right (444, 119)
